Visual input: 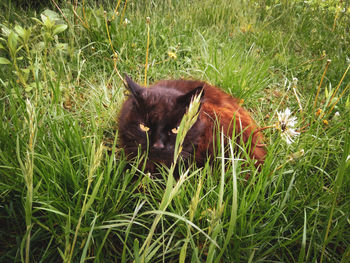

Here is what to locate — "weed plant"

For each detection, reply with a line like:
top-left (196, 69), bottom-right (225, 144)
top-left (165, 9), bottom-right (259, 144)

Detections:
top-left (0, 0), bottom-right (349, 262)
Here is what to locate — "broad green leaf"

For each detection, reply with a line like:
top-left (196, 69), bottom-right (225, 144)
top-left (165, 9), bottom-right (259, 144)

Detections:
top-left (14, 25), bottom-right (25, 39)
top-left (41, 14), bottom-right (55, 29)
top-left (43, 9), bottom-right (60, 21)
top-left (41, 14), bottom-right (48, 24)
top-left (32, 17), bottom-right (43, 25)
top-left (1, 25), bottom-right (11, 37)
top-left (8, 31), bottom-right (18, 55)
top-left (25, 86), bottom-right (33, 93)
top-left (0, 57), bottom-right (11, 64)
top-left (53, 24), bottom-right (68, 35)
top-left (15, 25), bottom-right (31, 43)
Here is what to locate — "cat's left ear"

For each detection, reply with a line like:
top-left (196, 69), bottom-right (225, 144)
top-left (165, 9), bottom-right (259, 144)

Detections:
top-left (124, 74), bottom-right (145, 104)
top-left (177, 86), bottom-right (205, 107)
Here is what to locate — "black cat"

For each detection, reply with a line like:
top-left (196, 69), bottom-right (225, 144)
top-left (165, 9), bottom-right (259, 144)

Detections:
top-left (118, 74), bottom-right (266, 173)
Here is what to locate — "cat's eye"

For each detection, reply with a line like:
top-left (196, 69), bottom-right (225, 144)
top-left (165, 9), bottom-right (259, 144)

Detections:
top-left (171, 127), bottom-right (179, 134)
top-left (139, 123), bottom-right (150, 132)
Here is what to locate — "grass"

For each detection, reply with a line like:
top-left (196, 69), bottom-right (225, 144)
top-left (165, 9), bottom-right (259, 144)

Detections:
top-left (0, 0), bottom-right (350, 262)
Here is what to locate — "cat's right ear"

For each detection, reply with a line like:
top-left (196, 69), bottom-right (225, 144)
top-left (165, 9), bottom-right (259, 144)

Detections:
top-left (124, 74), bottom-right (144, 105)
top-left (177, 86), bottom-right (205, 107)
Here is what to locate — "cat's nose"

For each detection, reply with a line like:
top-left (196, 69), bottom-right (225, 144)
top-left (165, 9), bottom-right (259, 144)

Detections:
top-left (152, 140), bottom-right (164, 149)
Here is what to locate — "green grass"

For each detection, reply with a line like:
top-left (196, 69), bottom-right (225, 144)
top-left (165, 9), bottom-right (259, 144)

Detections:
top-left (1, 0), bottom-right (350, 262)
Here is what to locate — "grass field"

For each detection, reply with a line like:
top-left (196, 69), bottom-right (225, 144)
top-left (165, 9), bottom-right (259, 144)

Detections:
top-left (1, 0), bottom-right (350, 262)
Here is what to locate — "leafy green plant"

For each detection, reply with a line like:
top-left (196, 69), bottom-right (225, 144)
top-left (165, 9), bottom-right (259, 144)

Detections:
top-left (0, 9), bottom-right (68, 96)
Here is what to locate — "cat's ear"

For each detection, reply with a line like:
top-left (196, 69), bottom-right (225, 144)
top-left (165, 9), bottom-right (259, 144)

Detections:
top-left (177, 86), bottom-right (205, 107)
top-left (124, 74), bottom-right (144, 104)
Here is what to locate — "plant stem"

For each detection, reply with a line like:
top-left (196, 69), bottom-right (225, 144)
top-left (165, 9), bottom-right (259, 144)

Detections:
top-left (320, 63), bottom-right (350, 119)
top-left (144, 18), bottom-right (150, 87)
top-left (314, 59), bottom-right (331, 111)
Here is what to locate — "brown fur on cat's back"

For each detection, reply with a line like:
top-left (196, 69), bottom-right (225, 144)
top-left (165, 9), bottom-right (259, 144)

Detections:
top-left (152, 79), bottom-right (266, 166)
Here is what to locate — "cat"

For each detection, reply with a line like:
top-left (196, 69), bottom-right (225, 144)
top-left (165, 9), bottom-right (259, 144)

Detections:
top-left (118, 74), bottom-right (266, 173)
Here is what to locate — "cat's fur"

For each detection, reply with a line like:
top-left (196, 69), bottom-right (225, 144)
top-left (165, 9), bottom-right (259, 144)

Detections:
top-left (118, 74), bottom-right (266, 172)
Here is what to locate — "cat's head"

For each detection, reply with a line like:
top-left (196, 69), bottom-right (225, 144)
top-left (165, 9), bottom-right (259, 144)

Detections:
top-left (118, 74), bottom-right (204, 168)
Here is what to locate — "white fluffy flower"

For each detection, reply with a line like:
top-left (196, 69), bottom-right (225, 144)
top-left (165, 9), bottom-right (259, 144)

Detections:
top-left (123, 18), bottom-right (130, 25)
top-left (276, 108), bottom-right (300, 144)
top-left (292, 77), bottom-right (298, 86)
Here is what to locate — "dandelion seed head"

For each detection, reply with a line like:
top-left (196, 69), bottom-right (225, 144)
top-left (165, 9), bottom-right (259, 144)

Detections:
top-left (276, 108), bottom-right (300, 144)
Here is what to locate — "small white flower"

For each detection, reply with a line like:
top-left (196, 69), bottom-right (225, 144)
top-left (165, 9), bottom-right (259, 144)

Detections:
top-left (276, 108), bottom-right (300, 144)
top-left (123, 18), bottom-right (130, 25)
top-left (292, 77), bottom-right (298, 86)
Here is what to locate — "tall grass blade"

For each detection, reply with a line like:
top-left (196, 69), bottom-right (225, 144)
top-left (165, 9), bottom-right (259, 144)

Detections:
top-left (320, 116), bottom-right (350, 263)
top-left (64, 210), bottom-right (71, 261)
top-left (314, 59), bottom-right (331, 110)
top-left (141, 210), bottom-right (219, 248)
top-left (80, 214), bottom-right (98, 263)
top-left (138, 94), bottom-right (201, 261)
top-left (134, 239), bottom-right (140, 263)
top-left (68, 142), bottom-right (104, 262)
top-left (215, 139), bottom-right (238, 263)
top-left (17, 99), bottom-right (37, 263)
top-left (298, 209), bottom-right (307, 263)
top-left (207, 131), bottom-right (226, 262)
top-left (340, 245), bottom-right (350, 263)
top-left (122, 200), bottom-right (146, 263)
